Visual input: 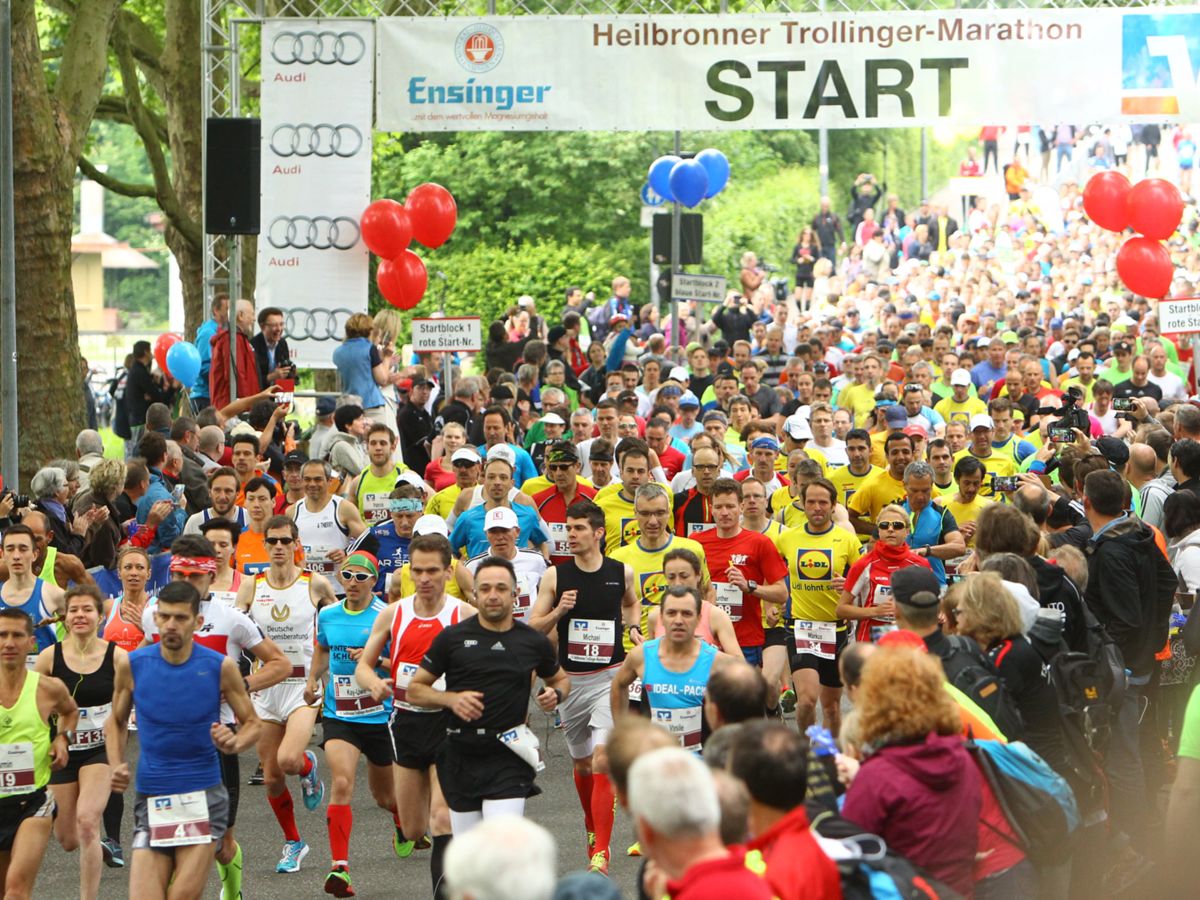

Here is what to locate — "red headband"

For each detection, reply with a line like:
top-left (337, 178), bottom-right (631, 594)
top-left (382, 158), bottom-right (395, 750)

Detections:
top-left (170, 555), bottom-right (218, 575)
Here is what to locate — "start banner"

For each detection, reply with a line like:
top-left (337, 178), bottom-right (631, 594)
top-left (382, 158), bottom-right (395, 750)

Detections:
top-left (376, 9), bottom-right (1200, 132)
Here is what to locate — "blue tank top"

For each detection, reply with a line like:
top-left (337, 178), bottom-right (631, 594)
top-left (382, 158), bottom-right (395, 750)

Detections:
top-left (331, 337), bottom-right (386, 409)
top-left (0, 579), bottom-right (57, 653)
top-left (370, 521), bottom-right (410, 594)
top-left (642, 638), bottom-right (717, 752)
top-left (130, 643), bottom-right (224, 795)
top-left (905, 503), bottom-right (948, 586)
top-left (316, 598), bottom-right (392, 724)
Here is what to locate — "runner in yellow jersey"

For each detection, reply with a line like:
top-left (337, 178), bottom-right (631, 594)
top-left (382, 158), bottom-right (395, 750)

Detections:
top-left (941, 457), bottom-right (992, 549)
top-left (933, 369), bottom-right (987, 428)
top-left (827, 429), bottom-right (879, 517)
top-left (775, 478), bottom-right (860, 736)
top-left (927, 438), bottom-right (957, 499)
top-left (594, 441), bottom-right (663, 554)
top-left (343, 425), bottom-right (409, 526)
top-left (425, 448), bottom-right (481, 520)
top-left (394, 517), bottom-right (475, 604)
top-left (847, 433), bottom-right (913, 536)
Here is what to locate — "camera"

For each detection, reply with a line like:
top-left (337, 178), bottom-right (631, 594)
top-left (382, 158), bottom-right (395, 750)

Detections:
top-left (1041, 386), bottom-right (1089, 434)
top-left (3, 491), bottom-right (29, 510)
top-left (772, 278), bottom-right (789, 304)
top-left (991, 475), bottom-right (1020, 492)
top-left (1048, 426), bottom-right (1075, 444)
top-left (1112, 398), bottom-right (1135, 412)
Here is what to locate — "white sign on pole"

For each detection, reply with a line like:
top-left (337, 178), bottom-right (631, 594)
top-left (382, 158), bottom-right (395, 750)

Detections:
top-left (412, 317), bottom-right (483, 353)
top-left (377, 10), bottom-right (1200, 132)
top-left (672, 274), bottom-right (727, 304)
top-left (257, 21), bottom-right (374, 368)
top-left (1158, 297), bottom-right (1200, 335)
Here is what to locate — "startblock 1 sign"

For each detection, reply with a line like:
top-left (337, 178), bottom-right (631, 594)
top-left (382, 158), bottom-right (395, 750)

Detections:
top-left (1159, 297), bottom-right (1200, 335)
top-left (412, 317), bottom-right (483, 352)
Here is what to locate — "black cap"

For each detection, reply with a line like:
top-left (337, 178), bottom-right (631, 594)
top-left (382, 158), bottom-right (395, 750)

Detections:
top-left (491, 385), bottom-right (514, 401)
top-left (545, 441), bottom-right (579, 464)
top-left (316, 396), bottom-right (337, 417)
top-left (890, 566), bottom-right (942, 608)
top-left (283, 450), bottom-right (308, 467)
top-left (1113, 341), bottom-right (1133, 354)
top-left (1094, 436), bottom-right (1130, 469)
top-left (547, 325), bottom-right (567, 345)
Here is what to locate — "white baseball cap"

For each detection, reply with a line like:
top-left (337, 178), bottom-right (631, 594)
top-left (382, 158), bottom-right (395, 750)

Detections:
top-left (783, 413), bottom-right (812, 441)
top-left (486, 444), bottom-right (517, 466)
top-left (484, 507), bottom-right (519, 531)
top-left (950, 369), bottom-right (972, 387)
top-left (412, 514), bottom-right (449, 537)
top-left (539, 412), bottom-right (566, 426)
top-left (396, 471), bottom-right (427, 491)
top-left (518, 295), bottom-right (535, 308)
top-left (668, 366), bottom-right (690, 383)
top-left (451, 447), bottom-right (481, 465)
top-left (969, 414), bottom-right (994, 432)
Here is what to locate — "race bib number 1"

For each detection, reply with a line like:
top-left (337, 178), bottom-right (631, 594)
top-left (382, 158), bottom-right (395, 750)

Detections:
top-left (333, 675), bottom-right (383, 718)
top-left (0, 742), bottom-right (35, 794)
top-left (651, 707), bottom-right (703, 751)
top-left (147, 791), bottom-right (212, 847)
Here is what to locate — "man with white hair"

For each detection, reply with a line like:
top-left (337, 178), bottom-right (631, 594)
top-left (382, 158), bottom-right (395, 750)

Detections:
top-left (74, 430), bottom-right (105, 476)
top-left (628, 747), bottom-right (771, 898)
top-left (443, 816), bottom-right (556, 900)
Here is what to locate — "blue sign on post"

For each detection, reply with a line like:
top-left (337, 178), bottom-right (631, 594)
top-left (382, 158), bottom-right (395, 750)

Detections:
top-left (640, 182), bottom-right (666, 207)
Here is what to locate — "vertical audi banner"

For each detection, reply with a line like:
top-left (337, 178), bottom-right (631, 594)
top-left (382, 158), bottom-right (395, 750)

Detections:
top-left (257, 21), bottom-right (374, 368)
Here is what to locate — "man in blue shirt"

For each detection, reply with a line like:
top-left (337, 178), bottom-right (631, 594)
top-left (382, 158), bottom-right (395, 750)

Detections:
top-left (970, 337), bottom-right (1008, 401)
top-left (450, 458), bottom-right (549, 559)
top-left (476, 407), bottom-right (538, 488)
top-left (135, 433), bottom-right (186, 552)
top-left (192, 294), bottom-right (228, 409)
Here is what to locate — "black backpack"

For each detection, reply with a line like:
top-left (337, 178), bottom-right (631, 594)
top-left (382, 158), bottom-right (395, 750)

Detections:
top-left (939, 635), bottom-right (1025, 741)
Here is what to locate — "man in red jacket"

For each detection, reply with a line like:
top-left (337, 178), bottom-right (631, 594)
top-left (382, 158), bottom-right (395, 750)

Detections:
top-left (731, 721), bottom-right (841, 900)
top-left (209, 298), bottom-right (262, 409)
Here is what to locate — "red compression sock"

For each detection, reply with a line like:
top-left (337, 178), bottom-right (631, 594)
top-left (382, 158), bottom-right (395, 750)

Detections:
top-left (573, 771), bottom-right (595, 831)
top-left (299, 754), bottom-right (314, 778)
top-left (590, 773), bottom-right (616, 857)
top-left (268, 788), bottom-right (300, 843)
top-left (326, 804), bottom-right (353, 865)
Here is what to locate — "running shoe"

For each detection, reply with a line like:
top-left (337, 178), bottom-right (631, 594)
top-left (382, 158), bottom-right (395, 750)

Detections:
top-left (300, 750), bottom-right (324, 811)
top-left (779, 688), bottom-right (797, 714)
top-left (394, 832), bottom-right (415, 859)
top-left (100, 837), bottom-right (124, 868)
top-left (589, 851), bottom-right (610, 876)
top-left (587, 830), bottom-right (597, 858)
top-left (248, 763), bottom-right (264, 786)
top-left (627, 841), bottom-right (642, 857)
top-left (275, 840), bottom-right (309, 874)
top-left (414, 834), bottom-right (432, 851)
top-left (324, 865), bottom-right (355, 897)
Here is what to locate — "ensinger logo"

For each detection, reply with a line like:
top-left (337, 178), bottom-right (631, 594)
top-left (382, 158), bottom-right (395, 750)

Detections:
top-left (1121, 13), bottom-right (1200, 119)
top-left (455, 24), bottom-right (504, 74)
top-left (795, 548), bottom-right (833, 581)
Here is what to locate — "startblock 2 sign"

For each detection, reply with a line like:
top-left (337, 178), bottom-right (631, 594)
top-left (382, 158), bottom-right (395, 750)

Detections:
top-left (411, 317), bottom-right (483, 352)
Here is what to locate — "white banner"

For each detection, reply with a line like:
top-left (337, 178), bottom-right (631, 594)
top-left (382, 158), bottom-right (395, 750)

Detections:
top-left (377, 9), bottom-right (1200, 132)
top-left (258, 21), bottom-right (374, 368)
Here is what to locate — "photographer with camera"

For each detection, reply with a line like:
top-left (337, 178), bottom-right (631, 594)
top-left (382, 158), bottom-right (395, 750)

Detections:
top-left (711, 290), bottom-right (758, 346)
top-left (251, 306), bottom-right (294, 390)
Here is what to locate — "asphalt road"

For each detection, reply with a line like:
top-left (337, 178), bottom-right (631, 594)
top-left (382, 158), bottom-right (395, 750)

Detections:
top-left (34, 708), bottom-right (648, 899)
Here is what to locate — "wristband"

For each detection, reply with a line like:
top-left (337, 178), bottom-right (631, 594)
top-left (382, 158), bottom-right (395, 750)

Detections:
top-left (553, 688), bottom-right (565, 705)
top-left (1029, 460), bottom-right (1047, 474)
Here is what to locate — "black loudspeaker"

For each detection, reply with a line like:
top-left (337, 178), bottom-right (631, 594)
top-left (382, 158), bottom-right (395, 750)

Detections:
top-left (651, 213), bottom-right (703, 266)
top-left (205, 118), bottom-right (261, 235)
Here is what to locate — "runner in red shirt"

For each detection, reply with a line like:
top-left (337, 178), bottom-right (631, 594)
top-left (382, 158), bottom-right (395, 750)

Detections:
top-left (531, 442), bottom-right (596, 566)
top-left (836, 504), bottom-right (930, 642)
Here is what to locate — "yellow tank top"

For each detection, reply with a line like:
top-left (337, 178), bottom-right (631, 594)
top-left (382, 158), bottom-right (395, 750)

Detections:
top-left (0, 671), bottom-right (50, 798)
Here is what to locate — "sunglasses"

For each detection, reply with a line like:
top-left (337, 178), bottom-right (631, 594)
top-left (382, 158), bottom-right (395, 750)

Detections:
top-left (547, 463), bottom-right (574, 471)
top-left (877, 521), bottom-right (907, 532)
top-left (264, 536), bottom-right (294, 546)
top-left (339, 571), bottom-right (373, 582)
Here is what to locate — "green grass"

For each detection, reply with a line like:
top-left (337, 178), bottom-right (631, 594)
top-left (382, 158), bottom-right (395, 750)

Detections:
top-left (100, 428), bottom-right (124, 460)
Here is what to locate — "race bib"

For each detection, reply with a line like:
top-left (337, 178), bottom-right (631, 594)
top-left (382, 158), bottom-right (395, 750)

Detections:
top-left (303, 545), bottom-right (337, 576)
top-left (514, 575), bottom-right (537, 621)
top-left (392, 662), bottom-right (444, 712)
top-left (686, 522), bottom-right (714, 538)
top-left (147, 791), bottom-right (212, 847)
top-left (362, 496), bottom-right (390, 525)
top-left (548, 522), bottom-right (570, 557)
top-left (498, 723), bottom-right (546, 772)
top-left (869, 583), bottom-right (894, 619)
top-left (277, 641), bottom-right (308, 681)
top-left (627, 677), bottom-right (643, 702)
top-left (70, 703), bottom-right (111, 752)
top-left (332, 674), bottom-right (383, 718)
top-left (209, 590), bottom-right (238, 607)
top-left (567, 619), bottom-right (617, 665)
top-left (793, 621), bottom-right (838, 660)
top-left (651, 706), bottom-right (703, 751)
top-left (0, 742), bottom-right (36, 794)
top-left (714, 582), bottom-right (744, 622)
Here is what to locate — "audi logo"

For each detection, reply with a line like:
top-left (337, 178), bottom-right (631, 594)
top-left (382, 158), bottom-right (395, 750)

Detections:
top-left (270, 30), bottom-right (367, 66)
top-left (268, 216), bottom-right (360, 251)
top-left (270, 124), bottom-right (363, 159)
top-left (284, 308), bottom-right (357, 341)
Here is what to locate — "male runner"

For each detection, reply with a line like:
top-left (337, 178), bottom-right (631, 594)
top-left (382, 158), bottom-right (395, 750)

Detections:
top-left (610, 586), bottom-right (734, 752)
top-left (370, 483), bottom-right (424, 594)
top-left (141, 534), bottom-right (292, 900)
top-left (0, 525), bottom-right (65, 663)
top-left (694, 479), bottom-right (789, 668)
top-left (671, 445), bottom-right (722, 538)
top-left (306, 552), bottom-right (402, 898)
top-left (408, 556), bottom-right (570, 835)
top-left (776, 478), bottom-right (861, 734)
top-left (290, 460), bottom-right (371, 591)
top-left (107, 582), bottom-right (260, 900)
top-left (233, 477), bottom-right (290, 575)
top-left (235, 515), bottom-right (336, 873)
top-left (183, 467), bottom-right (248, 535)
top-left (531, 442), bottom-right (597, 565)
top-left (355, 534), bottom-right (476, 895)
top-left (529, 500), bottom-right (639, 874)
top-left (827, 428), bottom-right (879, 513)
top-left (594, 439), bottom-right (663, 552)
top-left (0, 607), bottom-right (77, 900)
top-left (465, 508), bottom-right (548, 624)
top-left (344, 424), bottom-right (408, 526)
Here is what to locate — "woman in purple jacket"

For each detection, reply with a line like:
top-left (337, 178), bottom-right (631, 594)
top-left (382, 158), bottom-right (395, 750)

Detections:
top-left (841, 646), bottom-right (982, 896)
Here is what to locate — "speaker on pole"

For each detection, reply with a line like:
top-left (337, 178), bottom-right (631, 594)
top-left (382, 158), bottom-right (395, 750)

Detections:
top-left (652, 213), bottom-right (702, 266)
top-left (205, 118), bottom-right (261, 235)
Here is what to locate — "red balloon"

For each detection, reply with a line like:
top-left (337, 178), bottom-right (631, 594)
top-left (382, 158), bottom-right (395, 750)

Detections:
top-left (1127, 178), bottom-right (1184, 240)
top-left (1116, 236), bottom-right (1174, 299)
top-left (154, 333), bottom-right (182, 378)
top-left (376, 251), bottom-right (428, 311)
top-left (360, 199), bottom-right (412, 259)
top-left (406, 183), bottom-right (457, 249)
top-left (1082, 170), bottom-right (1132, 232)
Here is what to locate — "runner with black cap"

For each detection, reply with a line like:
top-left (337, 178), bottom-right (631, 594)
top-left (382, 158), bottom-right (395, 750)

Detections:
top-left (531, 442), bottom-right (597, 566)
top-left (407, 555), bottom-right (570, 837)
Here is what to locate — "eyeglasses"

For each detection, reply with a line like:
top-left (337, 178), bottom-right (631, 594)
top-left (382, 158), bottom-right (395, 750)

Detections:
top-left (264, 537), bottom-right (294, 546)
top-left (339, 571), bottom-right (373, 582)
top-left (877, 521), bottom-right (907, 532)
top-left (547, 464), bottom-right (573, 472)
top-left (693, 464), bottom-right (721, 472)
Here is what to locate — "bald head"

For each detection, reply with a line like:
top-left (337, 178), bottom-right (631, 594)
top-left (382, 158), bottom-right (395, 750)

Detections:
top-left (198, 425), bottom-right (225, 456)
top-left (1129, 443), bottom-right (1160, 481)
top-left (23, 510), bottom-right (49, 542)
top-left (705, 660), bottom-right (768, 729)
top-left (235, 299), bottom-right (255, 336)
top-left (1013, 483), bottom-right (1051, 526)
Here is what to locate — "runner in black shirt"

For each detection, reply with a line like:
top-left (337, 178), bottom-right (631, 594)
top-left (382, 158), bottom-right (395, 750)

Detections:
top-left (408, 556), bottom-right (570, 840)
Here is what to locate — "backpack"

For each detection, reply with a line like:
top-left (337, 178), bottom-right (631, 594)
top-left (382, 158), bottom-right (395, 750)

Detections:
top-left (967, 739), bottom-right (1080, 866)
top-left (940, 635), bottom-right (1025, 741)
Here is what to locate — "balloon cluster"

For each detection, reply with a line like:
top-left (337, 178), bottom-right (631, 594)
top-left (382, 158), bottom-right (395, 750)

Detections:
top-left (153, 333), bottom-right (201, 387)
top-left (360, 184), bottom-right (457, 311)
top-left (1082, 171), bottom-right (1182, 299)
top-left (647, 149), bottom-right (730, 208)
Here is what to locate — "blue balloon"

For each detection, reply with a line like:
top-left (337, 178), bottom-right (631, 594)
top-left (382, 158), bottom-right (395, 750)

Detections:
top-left (696, 148), bottom-right (730, 198)
top-left (166, 340), bottom-right (201, 388)
top-left (648, 156), bottom-right (680, 203)
top-left (669, 159), bottom-right (709, 209)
